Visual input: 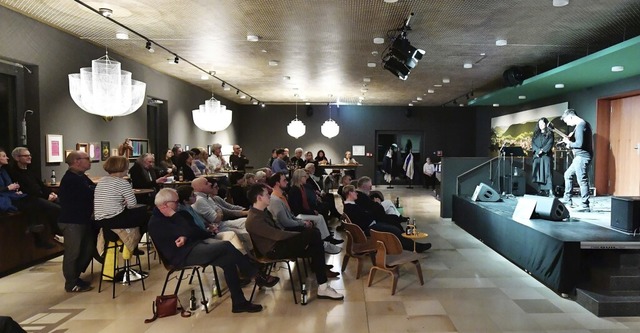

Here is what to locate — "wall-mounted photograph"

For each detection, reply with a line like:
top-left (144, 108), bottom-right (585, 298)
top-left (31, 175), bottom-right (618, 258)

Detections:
top-left (46, 134), bottom-right (64, 163)
top-left (101, 141), bottom-right (110, 161)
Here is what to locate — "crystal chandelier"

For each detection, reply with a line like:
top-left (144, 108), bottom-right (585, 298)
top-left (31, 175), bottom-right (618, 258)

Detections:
top-left (321, 104), bottom-right (340, 138)
top-left (68, 51), bottom-right (146, 118)
top-left (192, 95), bottom-right (232, 132)
top-left (287, 103), bottom-right (306, 139)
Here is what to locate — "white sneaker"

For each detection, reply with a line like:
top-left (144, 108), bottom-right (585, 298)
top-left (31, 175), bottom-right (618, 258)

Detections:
top-left (317, 283), bottom-right (344, 300)
top-left (323, 241), bottom-right (341, 255)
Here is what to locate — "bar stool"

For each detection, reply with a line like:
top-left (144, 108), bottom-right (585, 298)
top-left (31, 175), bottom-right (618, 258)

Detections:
top-left (99, 228), bottom-right (146, 298)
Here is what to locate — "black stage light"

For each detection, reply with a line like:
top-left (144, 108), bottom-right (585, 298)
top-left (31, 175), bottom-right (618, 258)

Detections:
top-left (382, 55), bottom-right (410, 80)
top-left (390, 37), bottom-right (425, 69)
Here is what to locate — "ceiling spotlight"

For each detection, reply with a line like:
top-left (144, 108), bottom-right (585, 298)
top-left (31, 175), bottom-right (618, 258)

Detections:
top-left (268, 60), bottom-right (279, 66)
top-left (382, 56), bottom-right (409, 80)
top-left (236, 89), bottom-right (240, 95)
top-left (174, 56), bottom-right (179, 64)
top-left (246, 34), bottom-right (260, 42)
top-left (408, 103), bottom-right (413, 107)
top-left (611, 65), bottom-right (624, 72)
top-left (363, 77), bottom-right (371, 82)
top-left (367, 62), bottom-right (377, 68)
top-left (496, 39), bottom-right (508, 46)
top-left (99, 8), bottom-right (113, 17)
top-left (373, 37), bottom-right (385, 44)
top-left (223, 85), bottom-right (231, 91)
top-left (115, 32), bottom-right (129, 40)
top-left (384, 0), bottom-right (399, 3)
top-left (252, 100), bottom-right (258, 105)
top-left (553, 0), bottom-right (569, 7)
top-left (145, 40), bottom-right (154, 53)
top-left (518, 95), bottom-right (526, 100)
top-left (357, 102), bottom-right (362, 106)
top-left (434, 84), bottom-right (442, 87)
top-left (555, 83), bottom-right (565, 88)
top-left (240, 94), bottom-right (247, 99)
top-left (463, 62), bottom-right (473, 69)
top-left (416, 97), bottom-right (423, 101)
top-left (442, 77), bottom-right (450, 83)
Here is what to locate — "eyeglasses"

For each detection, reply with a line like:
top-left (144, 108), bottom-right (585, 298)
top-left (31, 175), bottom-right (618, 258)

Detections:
top-left (18, 154), bottom-right (31, 157)
top-left (77, 157), bottom-right (90, 160)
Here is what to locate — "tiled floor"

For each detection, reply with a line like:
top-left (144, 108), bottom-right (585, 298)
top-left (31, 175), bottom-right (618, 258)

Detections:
top-left (2, 187), bottom-right (640, 332)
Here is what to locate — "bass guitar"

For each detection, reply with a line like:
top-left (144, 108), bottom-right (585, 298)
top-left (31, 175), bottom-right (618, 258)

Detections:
top-left (547, 123), bottom-right (574, 148)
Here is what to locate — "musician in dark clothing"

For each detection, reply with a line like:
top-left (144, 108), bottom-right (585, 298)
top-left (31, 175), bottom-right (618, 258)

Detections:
top-left (560, 109), bottom-right (593, 212)
top-left (531, 118), bottom-right (555, 197)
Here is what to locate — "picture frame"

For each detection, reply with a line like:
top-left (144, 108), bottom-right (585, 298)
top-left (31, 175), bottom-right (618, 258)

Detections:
top-left (129, 138), bottom-right (149, 160)
top-left (101, 141), bottom-right (110, 161)
top-left (65, 150), bottom-right (73, 158)
top-left (76, 142), bottom-right (89, 153)
top-left (46, 134), bottom-right (64, 163)
top-left (111, 148), bottom-right (119, 157)
top-left (89, 142), bottom-right (100, 162)
top-left (352, 145), bottom-right (365, 156)
top-left (184, 145), bottom-right (190, 151)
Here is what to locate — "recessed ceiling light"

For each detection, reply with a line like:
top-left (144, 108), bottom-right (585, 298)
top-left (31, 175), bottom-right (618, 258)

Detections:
top-left (261, 49), bottom-right (268, 53)
top-left (223, 86), bottom-right (231, 91)
top-left (553, 0), bottom-right (569, 7)
top-left (373, 37), bottom-right (384, 44)
top-left (463, 62), bottom-right (473, 69)
top-left (200, 74), bottom-right (209, 80)
top-left (357, 102), bottom-right (362, 106)
top-left (383, 0), bottom-right (399, 3)
top-left (611, 65), bottom-right (624, 72)
top-left (434, 84), bottom-right (442, 87)
top-left (442, 78), bottom-right (450, 83)
top-left (367, 62), bottom-right (376, 68)
top-left (493, 104), bottom-right (500, 107)
top-left (427, 89), bottom-right (435, 93)
top-left (252, 100), bottom-right (258, 105)
top-left (268, 60), bottom-right (279, 66)
top-left (115, 32), bottom-right (129, 40)
top-left (371, 51), bottom-right (379, 56)
top-left (480, 53), bottom-right (486, 56)
top-left (305, 102), bottom-right (311, 105)
top-left (459, 104), bottom-right (464, 107)
top-left (518, 95), bottom-right (526, 99)
top-left (240, 95), bottom-right (247, 99)
top-left (555, 83), bottom-right (565, 88)
top-left (363, 77), bottom-right (371, 82)
top-left (412, 100), bottom-right (417, 103)
top-left (408, 103), bottom-right (413, 107)
top-left (246, 34), bottom-right (260, 42)
top-left (167, 58), bottom-right (175, 64)
top-left (99, 8), bottom-right (113, 17)
top-left (416, 97), bottom-right (423, 101)
top-left (496, 39), bottom-right (508, 46)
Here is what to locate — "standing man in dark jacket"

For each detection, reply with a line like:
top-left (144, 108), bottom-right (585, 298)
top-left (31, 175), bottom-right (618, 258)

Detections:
top-left (560, 109), bottom-right (594, 212)
top-left (58, 151), bottom-right (96, 292)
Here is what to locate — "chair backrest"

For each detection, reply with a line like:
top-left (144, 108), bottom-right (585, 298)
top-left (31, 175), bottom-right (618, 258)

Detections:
top-left (370, 229), bottom-right (403, 255)
top-left (341, 213), bottom-right (353, 225)
top-left (342, 221), bottom-right (368, 244)
top-left (150, 239), bottom-right (175, 271)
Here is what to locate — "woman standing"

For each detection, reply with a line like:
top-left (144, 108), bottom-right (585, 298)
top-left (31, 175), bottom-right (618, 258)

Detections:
top-left (531, 118), bottom-right (555, 196)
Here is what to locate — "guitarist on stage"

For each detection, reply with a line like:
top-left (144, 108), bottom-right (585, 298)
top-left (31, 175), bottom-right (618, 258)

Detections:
top-left (559, 109), bottom-right (593, 212)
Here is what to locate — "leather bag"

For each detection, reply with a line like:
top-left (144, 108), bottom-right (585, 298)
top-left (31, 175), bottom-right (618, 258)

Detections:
top-left (144, 294), bottom-right (191, 323)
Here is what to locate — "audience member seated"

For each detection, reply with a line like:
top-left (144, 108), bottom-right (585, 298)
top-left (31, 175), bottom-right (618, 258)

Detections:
top-left (229, 173), bottom-right (255, 209)
top-left (266, 173), bottom-right (342, 255)
top-left (290, 147), bottom-right (306, 169)
top-left (313, 150), bottom-right (329, 179)
top-left (288, 169), bottom-right (323, 218)
top-left (266, 148), bottom-right (277, 169)
top-left (129, 153), bottom-right (168, 205)
top-left (342, 185), bottom-right (431, 253)
top-left (191, 147), bottom-right (210, 176)
top-left (94, 156), bottom-right (147, 257)
top-left (159, 149), bottom-right (177, 176)
top-left (207, 143), bottom-right (226, 172)
top-left (355, 176), bottom-right (406, 230)
top-left (254, 170), bottom-right (267, 184)
top-left (191, 177), bottom-right (252, 252)
top-left (369, 192), bottom-right (401, 216)
top-left (149, 188), bottom-right (275, 314)
top-left (337, 174), bottom-right (352, 198)
top-left (229, 144), bottom-right (249, 184)
top-left (170, 146), bottom-right (183, 165)
top-left (245, 183), bottom-right (344, 300)
top-left (0, 147), bottom-right (27, 213)
top-left (175, 151), bottom-right (197, 181)
top-left (57, 151), bottom-right (96, 292)
top-left (8, 147), bottom-right (61, 247)
top-left (304, 163), bottom-right (341, 220)
top-left (342, 150), bottom-right (358, 178)
top-left (176, 185), bottom-right (247, 254)
top-left (270, 148), bottom-right (288, 174)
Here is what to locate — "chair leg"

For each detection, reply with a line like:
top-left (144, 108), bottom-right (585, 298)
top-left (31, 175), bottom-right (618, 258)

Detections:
top-left (286, 261), bottom-right (298, 305)
top-left (294, 259), bottom-right (304, 292)
top-left (250, 263), bottom-right (272, 302)
top-left (174, 270), bottom-right (186, 295)
top-left (367, 267), bottom-right (378, 287)
top-left (194, 268), bottom-right (209, 313)
top-left (188, 267), bottom-right (197, 284)
top-left (212, 266), bottom-right (222, 297)
top-left (341, 255), bottom-right (350, 273)
top-left (355, 257), bottom-right (363, 280)
top-left (391, 270), bottom-right (399, 295)
top-left (414, 261), bottom-right (424, 285)
top-left (161, 271), bottom-right (172, 296)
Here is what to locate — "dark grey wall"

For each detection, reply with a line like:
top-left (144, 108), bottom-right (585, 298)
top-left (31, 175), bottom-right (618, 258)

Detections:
top-left (0, 6), bottom-right (239, 178)
top-left (235, 104), bottom-right (478, 180)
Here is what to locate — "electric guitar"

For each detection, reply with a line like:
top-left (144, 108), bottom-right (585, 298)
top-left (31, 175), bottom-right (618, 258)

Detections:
top-left (547, 123), bottom-right (574, 147)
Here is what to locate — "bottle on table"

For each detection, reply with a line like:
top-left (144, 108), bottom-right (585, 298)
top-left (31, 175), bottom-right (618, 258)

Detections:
top-left (178, 169), bottom-right (184, 182)
top-left (395, 196), bottom-right (400, 208)
top-left (50, 170), bottom-right (56, 185)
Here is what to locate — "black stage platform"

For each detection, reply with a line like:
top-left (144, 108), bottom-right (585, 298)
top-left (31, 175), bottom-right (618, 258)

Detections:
top-left (452, 195), bottom-right (640, 294)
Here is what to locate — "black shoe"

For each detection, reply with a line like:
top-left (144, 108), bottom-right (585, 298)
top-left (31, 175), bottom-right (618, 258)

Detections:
top-left (400, 216), bottom-right (410, 223)
top-left (232, 301), bottom-right (263, 313)
top-left (328, 237), bottom-right (344, 245)
top-left (66, 284), bottom-right (93, 292)
top-left (575, 206), bottom-right (591, 213)
top-left (416, 243), bottom-right (432, 253)
top-left (133, 248), bottom-right (145, 256)
top-left (256, 274), bottom-right (279, 288)
top-left (325, 264), bottom-right (334, 269)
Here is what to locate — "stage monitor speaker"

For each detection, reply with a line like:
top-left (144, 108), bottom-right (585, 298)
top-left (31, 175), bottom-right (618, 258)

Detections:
top-left (471, 183), bottom-right (500, 202)
top-left (523, 194), bottom-right (570, 221)
top-left (611, 196), bottom-right (640, 233)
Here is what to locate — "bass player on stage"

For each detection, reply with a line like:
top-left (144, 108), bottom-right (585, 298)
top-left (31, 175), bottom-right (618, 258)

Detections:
top-left (559, 109), bottom-right (593, 212)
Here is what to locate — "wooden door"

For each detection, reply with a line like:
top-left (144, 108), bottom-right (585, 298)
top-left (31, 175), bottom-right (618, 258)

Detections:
top-left (609, 95), bottom-right (640, 196)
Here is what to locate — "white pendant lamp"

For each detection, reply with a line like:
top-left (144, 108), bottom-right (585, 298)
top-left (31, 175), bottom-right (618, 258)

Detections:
top-left (321, 104), bottom-right (340, 138)
top-left (287, 103), bottom-right (306, 138)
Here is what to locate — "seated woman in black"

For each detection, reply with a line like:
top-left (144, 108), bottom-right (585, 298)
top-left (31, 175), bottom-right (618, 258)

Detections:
top-left (342, 185), bottom-right (431, 253)
top-left (174, 151), bottom-right (197, 181)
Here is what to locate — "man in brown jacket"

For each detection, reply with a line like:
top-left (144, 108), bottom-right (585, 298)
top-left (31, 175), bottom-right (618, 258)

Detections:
top-left (245, 183), bottom-right (344, 301)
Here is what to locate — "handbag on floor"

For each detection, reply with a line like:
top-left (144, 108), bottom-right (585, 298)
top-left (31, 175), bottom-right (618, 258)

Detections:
top-left (144, 294), bottom-right (191, 323)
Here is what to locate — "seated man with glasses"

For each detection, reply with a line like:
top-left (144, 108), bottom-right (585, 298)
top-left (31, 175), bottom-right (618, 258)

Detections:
top-left (149, 188), bottom-right (276, 314)
top-left (8, 146), bottom-right (61, 248)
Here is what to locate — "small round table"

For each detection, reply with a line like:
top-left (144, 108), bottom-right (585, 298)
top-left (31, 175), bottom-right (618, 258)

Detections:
top-left (401, 231), bottom-right (429, 252)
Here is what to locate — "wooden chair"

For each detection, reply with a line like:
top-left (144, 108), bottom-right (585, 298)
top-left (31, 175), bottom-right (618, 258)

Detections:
top-left (367, 230), bottom-right (425, 295)
top-left (341, 218), bottom-right (376, 279)
top-left (247, 237), bottom-right (303, 304)
top-left (153, 240), bottom-right (215, 313)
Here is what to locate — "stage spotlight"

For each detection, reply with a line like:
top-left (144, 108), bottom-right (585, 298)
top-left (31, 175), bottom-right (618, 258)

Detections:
top-left (382, 55), bottom-right (410, 80)
top-left (389, 37), bottom-right (425, 69)
top-left (174, 56), bottom-right (179, 64)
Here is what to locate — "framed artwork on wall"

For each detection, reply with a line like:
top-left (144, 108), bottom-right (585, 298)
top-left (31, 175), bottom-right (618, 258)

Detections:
top-left (76, 142), bottom-right (89, 153)
top-left (101, 141), bottom-right (110, 161)
top-left (65, 150), bottom-right (73, 158)
top-left (111, 148), bottom-right (119, 157)
top-left (46, 134), bottom-right (64, 163)
top-left (89, 142), bottom-right (100, 162)
top-left (129, 138), bottom-right (149, 160)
